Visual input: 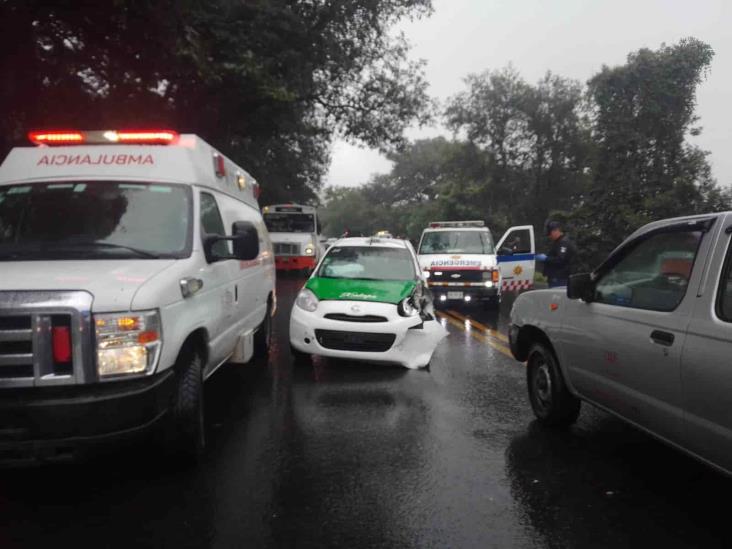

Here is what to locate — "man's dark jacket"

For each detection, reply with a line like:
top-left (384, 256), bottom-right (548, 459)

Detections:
top-left (543, 235), bottom-right (576, 280)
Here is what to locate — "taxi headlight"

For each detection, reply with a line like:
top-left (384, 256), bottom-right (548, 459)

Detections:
top-left (94, 311), bottom-right (161, 377)
top-left (295, 288), bottom-right (319, 312)
top-left (398, 297), bottom-right (418, 317)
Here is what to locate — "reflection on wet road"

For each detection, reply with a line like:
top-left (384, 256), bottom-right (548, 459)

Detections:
top-left (0, 277), bottom-right (730, 548)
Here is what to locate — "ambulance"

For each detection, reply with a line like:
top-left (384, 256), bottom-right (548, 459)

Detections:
top-left (262, 203), bottom-right (323, 272)
top-left (417, 221), bottom-right (536, 307)
top-left (0, 129), bottom-right (275, 463)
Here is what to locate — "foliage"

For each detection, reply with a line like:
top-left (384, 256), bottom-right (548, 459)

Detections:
top-left (0, 0), bottom-right (433, 203)
top-left (565, 38), bottom-right (726, 269)
top-left (322, 38), bottom-right (730, 268)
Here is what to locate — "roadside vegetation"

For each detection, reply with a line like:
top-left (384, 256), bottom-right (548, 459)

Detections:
top-left (321, 38), bottom-right (730, 269)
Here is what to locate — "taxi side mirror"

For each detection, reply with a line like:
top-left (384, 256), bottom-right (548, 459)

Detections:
top-left (567, 273), bottom-right (594, 302)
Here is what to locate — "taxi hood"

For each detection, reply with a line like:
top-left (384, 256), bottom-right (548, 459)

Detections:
top-left (306, 277), bottom-right (416, 305)
top-left (0, 260), bottom-right (176, 312)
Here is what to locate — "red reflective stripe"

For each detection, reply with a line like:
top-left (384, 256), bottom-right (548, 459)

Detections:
top-left (52, 327), bottom-right (72, 363)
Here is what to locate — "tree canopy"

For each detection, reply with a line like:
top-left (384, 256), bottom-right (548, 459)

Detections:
top-left (321, 38), bottom-right (729, 268)
top-left (0, 0), bottom-right (433, 203)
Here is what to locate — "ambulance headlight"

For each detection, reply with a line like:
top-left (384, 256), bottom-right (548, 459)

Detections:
top-left (94, 311), bottom-right (161, 377)
top-left (484, 281), bottom-right (494, 288)
top-left (398, 297), bottom-right (419, 317)
top-left (295, 289), bottom-right (319, 312)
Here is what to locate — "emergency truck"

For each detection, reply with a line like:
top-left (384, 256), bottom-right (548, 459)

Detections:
top-left (417, 221), bottom-right (536, 307)
top-left (263, 203), bottom-right (323, 272)
top-left (0, 129), bottom-right (275, 463)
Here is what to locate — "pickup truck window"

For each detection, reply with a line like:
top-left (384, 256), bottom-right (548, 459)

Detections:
top-left (716, 237), bottom-right (732, 321)
top-left (594, 230), bottom-right (702, 312)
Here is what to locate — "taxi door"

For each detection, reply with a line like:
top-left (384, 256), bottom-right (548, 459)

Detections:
top-left (496, 226), bottom-right (535, 293)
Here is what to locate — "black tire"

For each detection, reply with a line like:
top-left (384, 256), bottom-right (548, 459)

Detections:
top-left (290, 344), bottom-right (311, 364)
top-left (527, 342), bottom-right (580, 427)
top-left (169, 345), bottom-right (205, 461)
top-left (253, 301), bottom-right (272, 358)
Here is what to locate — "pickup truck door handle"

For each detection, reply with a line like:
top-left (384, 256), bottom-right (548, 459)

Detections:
top-left (650, 330), bottom-right (675, 347)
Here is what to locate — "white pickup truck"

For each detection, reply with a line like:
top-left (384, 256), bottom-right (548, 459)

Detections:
top-left (509, 212), bottom-right (732, 476)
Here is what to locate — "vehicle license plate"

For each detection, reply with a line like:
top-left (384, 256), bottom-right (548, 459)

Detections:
top-left (447, 291), bottom-right (463, 299)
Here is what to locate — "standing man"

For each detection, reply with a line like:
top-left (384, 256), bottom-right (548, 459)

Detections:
top-left (536, 220), bottom-right (576, 288)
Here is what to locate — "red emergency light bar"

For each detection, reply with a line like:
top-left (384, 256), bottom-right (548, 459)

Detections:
top-left (28, 129), bottom-right (179, 146)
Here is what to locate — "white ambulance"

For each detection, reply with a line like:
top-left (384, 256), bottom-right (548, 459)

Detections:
top-left (0, 129), bottom-right (275, 463)
top-left (263, 203), bottom-right (324, 273)
top-left (417, 221), bottom-right (536, 307)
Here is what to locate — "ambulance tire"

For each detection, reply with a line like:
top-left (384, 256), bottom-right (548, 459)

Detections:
top-left (168, 344), bottom-right (205, 463)
top-left (253, 302), bottom-right (272, 359)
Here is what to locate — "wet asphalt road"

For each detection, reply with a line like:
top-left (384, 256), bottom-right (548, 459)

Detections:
top-left (1, 276), bottom-right (731, 548)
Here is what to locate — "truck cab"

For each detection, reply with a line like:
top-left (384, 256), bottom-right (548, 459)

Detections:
top-left (417, 221), bottom-right (535, 307)
top-left (509, 212), bottom-right (732, 476)
top-left (0, 129), bottom-right (275, 463)
top-left (263, 203), bottom-right (323, 273)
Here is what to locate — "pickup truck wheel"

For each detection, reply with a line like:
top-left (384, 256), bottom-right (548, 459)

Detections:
top-left (169, 346), bottom-right (205, 461)
top-left (253, 303), bottom-right (272, 358)
top-left (527, 343), bottom-right (580, 427)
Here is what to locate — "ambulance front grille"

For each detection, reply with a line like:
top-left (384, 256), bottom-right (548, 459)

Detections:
top-left (274, 243), bottom-right (300, 256)
top-left (0, 316), bottom-right (33, 378)
top-left (428, 270), bottom-right (485, 283)
top-left (0, 314), bottom-right (74, 381)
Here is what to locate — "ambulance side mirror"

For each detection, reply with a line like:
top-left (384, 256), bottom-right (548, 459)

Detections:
top-left (204, 222), bottom-right (259, 263)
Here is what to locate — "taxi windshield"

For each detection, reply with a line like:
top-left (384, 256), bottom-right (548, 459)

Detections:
top-left (318, 246), bottom-right (416, 281)
top-left (0, 181), bottom-right (191, 260)
top-left (419, 230), bottom-right (494, 255)
top-left (264, 213), bottom-right (315, 233)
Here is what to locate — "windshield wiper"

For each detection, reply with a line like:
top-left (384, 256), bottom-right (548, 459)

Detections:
top-left (55, 241), bottom-right (163, 259)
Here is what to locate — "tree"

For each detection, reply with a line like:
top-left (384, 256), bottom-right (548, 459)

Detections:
top-left (565, 38), bottom-right (727, 269)
top-left (0, 0), bottom-right (433, 203)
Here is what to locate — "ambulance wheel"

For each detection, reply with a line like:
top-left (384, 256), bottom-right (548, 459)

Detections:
top-left (527, 343), bottom-right (580, 427)
top-left (290, 345), bottom-right (311, 364)
top-left (169, 344), bottom-right (205, 462)
top-left (253, 302), bottom-right (272, 358)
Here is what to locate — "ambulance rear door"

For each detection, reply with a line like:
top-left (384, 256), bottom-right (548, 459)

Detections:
top-left (496, 225), bottom-right (535, 293)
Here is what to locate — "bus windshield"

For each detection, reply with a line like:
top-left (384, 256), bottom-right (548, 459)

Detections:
top-left (264, 213), bottom-right (315, 233)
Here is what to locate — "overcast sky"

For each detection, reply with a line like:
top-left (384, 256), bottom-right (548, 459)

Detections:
top-left (325, 0), bottom-right (731, 189)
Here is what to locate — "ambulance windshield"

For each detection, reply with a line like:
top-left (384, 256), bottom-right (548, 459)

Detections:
top-left (264, 213), bottom-right (315, 233)
top-left (0, 181), bottom-right (191, 260)
top-left (419, 230), bottom-right (494, 255)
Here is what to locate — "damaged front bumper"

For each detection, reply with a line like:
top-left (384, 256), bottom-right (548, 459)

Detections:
top-left (290, 300), bottom-right (447, 369)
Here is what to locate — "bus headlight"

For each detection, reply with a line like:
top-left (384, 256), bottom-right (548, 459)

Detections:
top-left (304, 245), bottom-right (315, 255)
top-left (94, 311), bottom-right (161, 377)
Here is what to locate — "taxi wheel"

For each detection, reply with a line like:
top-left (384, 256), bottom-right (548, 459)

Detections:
top-left (167, 344), bottom-right (206, 462)
top-left (253, 302), bottom-right (272, 358)
top-left (527, 343), bottom-right (580, 427)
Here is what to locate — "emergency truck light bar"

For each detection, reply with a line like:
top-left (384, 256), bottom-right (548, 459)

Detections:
top-left (28, 129), bottom-right (179, 146)
top-left (429, 220), bottom-right (485, 228)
